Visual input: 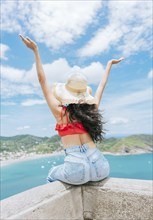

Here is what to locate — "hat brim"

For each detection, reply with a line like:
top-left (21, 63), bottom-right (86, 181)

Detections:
top-left (53, 82), bottom-right (97, 105)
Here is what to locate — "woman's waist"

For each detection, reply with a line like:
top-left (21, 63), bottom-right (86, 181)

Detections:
top-left (63, 142), bottom-right (96, 149)
top-left (61, 134), bottom-right (96, 149)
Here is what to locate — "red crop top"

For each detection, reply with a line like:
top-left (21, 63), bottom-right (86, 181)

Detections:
top-left (55, 105), bottom-right (88, 137)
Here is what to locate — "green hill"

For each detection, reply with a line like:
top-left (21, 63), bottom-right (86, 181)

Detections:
top-left (98, 134), bottom-right (152, 154)
top-left (0, 134), bottom-right (152, 159)
top-left (0, 134), bottom-right (61, 154)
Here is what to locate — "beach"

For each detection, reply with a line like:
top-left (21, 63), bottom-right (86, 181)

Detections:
top-left (1, 148), bottom-right (151, 167)
top-left (0, 150), bottom-right (65, 167)
top-left (0, 150), bottom-right (118, 167)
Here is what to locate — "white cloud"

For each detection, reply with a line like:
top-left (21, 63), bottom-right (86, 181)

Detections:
top-left (1, 0), bottom-right (102, 49)
top-left (148, 69), bottom-right (153, 79)
top-left (103, 87), bottom-right (152, 110)
top-left (0, 44), bottom-right (10, 60)
top-left (101, 85), bottom-right (152, 135)
top-left (21, 99), bottom-right (46, 106)
top-left (1, 79), bottom-right (38, 98)
top-left (78, 24), bottom-right (122, 57)
top-left (78, 1), bottom-right (152, 57)
top-left (1, 65), bottom-right (39, 98)
top-left (105, 107), bottom-right (152, 136)
top-left (109, 117), bottom-right (129, 125)
top-left (25, 58), bottom-right (105, 85)
top-left (24, 58), bottom-right (71, 86)
top-left (1, 58), bottom-right (104, 98)
top-left (1, 101), bottom-right (16, 106)
top-left (1, 65), bottom-right (26, 82)
top-left (81, 62), bottom-right (105, 84)
top-left (1, 1), bottom-right (24, 33)
top-left (16, 125), bottom-right (30, 130)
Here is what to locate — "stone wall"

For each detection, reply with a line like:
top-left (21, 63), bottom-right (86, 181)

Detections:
top-left (1, 178), bottom-right (153, 220)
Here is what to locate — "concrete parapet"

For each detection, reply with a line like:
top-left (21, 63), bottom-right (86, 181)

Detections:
top-left (1, 178), bottom-right (153, 220)
top-left (1, 182), bottom-right (83, 220)
top-left (83, 178), bottom-right (153, 220)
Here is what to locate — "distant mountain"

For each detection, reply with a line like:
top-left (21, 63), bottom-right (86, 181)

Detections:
top-left (98, 134), bottom-right (153, 154)
top-left (0, 134), bottom-right (152, 159)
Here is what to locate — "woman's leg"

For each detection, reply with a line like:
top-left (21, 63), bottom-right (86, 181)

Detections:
top-left (46, 161), bottom-right (88, 185)
top-left (46, 145), bottom-right (90, 185)
top-left (46, 165), bottom-right (63, 183)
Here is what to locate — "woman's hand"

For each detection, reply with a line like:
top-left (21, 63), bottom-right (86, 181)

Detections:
top-left (19, 34), bottom-right (38, 52)
top-left (108, 57), bottom-right (125, 65)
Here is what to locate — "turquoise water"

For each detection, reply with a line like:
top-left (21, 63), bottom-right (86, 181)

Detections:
top-left (1, 153), bottom-right (152, 200)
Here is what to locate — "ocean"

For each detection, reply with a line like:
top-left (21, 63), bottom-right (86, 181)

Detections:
top-left (1, 153), bottom-right (152, 200)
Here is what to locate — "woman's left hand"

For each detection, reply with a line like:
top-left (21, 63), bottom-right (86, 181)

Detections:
top-left (108, 57), bottom-right (125, 65)
top-left (19, 34), bottom-right (38, 52)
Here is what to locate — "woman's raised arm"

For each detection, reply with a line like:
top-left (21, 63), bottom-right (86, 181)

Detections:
top-left (19, 34), bottom-right (60, 116)
top-left (94, 57), bottom-right (125, 108)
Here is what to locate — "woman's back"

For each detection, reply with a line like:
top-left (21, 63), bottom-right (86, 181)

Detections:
top-left (55, 105), bottom-right (96, 148)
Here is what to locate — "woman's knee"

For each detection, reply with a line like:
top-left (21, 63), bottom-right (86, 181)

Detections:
top-left (46, 175), bottom-right (57, 183)
top-left (46, 166), bottom-right (58, 183)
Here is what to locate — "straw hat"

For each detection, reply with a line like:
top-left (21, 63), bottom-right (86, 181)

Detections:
top-left (53, 73), bottom-right (97, 105)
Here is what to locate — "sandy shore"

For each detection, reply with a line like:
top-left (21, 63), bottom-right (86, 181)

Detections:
top-left (1, 150), bottom-right (150, 167)
top-left (0, 151), bottom-right (118, 167)
top-left (0, 150), bottom-right (65, 167)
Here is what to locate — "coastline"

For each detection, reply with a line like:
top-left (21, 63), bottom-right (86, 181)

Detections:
top-left (1, 150), bottom-right (151, 167)
top-left (0, 150), bottom-right (65, 167)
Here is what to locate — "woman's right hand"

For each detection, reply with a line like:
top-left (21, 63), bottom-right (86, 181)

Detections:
top-left (19, 34), bottom-right (38, 52)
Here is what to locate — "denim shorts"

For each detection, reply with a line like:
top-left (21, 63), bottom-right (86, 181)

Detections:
top-left (46, 143), bottom-right (110, 185)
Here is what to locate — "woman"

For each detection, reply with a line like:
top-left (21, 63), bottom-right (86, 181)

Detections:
top-left (19, 34), bottom-right (124, 185)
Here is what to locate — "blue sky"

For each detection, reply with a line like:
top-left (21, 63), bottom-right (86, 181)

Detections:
top-left (1, 0), bottom-right (152, 138)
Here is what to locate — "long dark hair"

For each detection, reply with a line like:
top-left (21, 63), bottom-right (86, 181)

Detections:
top-left (65, 103), bottom-right (106, 143)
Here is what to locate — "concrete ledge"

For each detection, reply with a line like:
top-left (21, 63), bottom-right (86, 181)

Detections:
top-left (1, 178), bottom-right (153, 220)
top-left (83, 178), bottom-right (153, 220)
top-left (1, 182), bottom-right (83, 220)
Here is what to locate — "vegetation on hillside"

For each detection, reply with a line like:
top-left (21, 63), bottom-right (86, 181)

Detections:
top-left (98, 134), bottom-right (152, 154)
top-left (0, 134), bottom-right (62, 155)
top-left (0, 134), bottom-right (152, 157)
